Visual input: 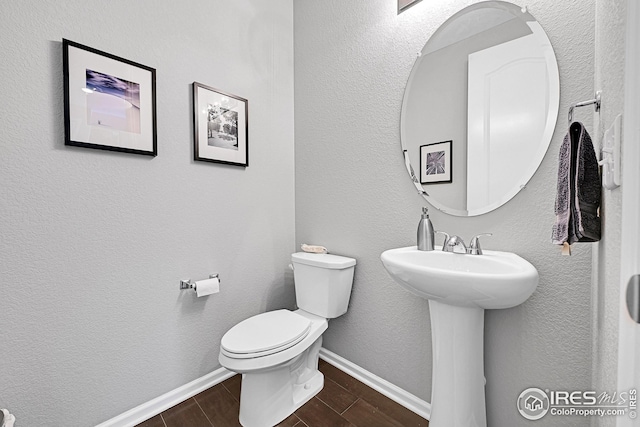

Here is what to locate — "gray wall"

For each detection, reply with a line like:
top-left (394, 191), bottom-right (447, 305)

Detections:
top-left (592, 1), bottom-right (626, 426)
top-left (294, 1), bottom-right (595, 426)
top-left (0, 1), bottom-right (294, 425)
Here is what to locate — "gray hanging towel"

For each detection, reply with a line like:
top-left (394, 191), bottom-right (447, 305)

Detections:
top-left (552, 122), bottom-right (601, 245)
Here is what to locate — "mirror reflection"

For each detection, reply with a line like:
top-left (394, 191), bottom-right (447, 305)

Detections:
top-left (400, 1), bottom-right (559, 216)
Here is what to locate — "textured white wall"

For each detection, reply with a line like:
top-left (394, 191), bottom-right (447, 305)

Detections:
top-left (0, 1), bottom-right (294, 425)
top-left (592, 1), bottom-right (626, 426)
top-left (294, 1), bottom-right (595, 426)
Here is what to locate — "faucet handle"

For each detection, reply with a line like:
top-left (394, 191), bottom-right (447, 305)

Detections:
top-left (435, 231), bottom-right (450, 248)
top-left (468, 233), bottom-right (492, 255)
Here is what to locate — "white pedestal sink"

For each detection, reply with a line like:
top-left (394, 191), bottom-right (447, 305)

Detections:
top-left (381, 246), bottom-right (538, 427)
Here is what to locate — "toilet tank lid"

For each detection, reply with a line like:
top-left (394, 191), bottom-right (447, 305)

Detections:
top-left (292, 252), bottom-right (356, 269)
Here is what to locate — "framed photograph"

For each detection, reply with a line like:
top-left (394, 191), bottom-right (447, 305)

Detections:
top-left (63, 39), bottom-right (157, 156)
top-left (420, 140), bottom-right (453, 184)
top-left (398, 0), bottom-right (423, 14)
top-left (193, 82), bottom-right (248, 167)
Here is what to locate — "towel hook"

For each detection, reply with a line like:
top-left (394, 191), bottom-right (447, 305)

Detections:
top-left (568, 91), bottom-right (601, 125)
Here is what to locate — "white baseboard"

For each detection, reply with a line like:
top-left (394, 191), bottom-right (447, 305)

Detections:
top-left (319, 347), bottom-right (431, 420)
top-left (97, 348), bottom-right (430, 426)
top-left (94, 367), bottom-right (235, 427)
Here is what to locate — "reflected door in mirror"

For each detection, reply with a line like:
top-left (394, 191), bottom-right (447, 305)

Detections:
top-left (467, 23), bottom-right (550, 212)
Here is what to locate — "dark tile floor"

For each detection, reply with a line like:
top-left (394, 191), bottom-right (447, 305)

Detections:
top-left (136, 359), bottom-right (429, 427)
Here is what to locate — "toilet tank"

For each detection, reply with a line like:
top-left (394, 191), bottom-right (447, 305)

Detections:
top-left (291, 252), bottom-right (356, 318)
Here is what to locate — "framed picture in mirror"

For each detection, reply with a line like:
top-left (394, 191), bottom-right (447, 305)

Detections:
top-left (398, 0), bottom-right (422, 14)
top-left (420, 140), bottom-right (452, 184)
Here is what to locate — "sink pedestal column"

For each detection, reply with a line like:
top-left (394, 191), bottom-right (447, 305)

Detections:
top-left (428, 300), bottom-right (486, 427)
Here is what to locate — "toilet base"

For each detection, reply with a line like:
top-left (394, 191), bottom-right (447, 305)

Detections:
top-left (238, 337), bottom-right (324, 427)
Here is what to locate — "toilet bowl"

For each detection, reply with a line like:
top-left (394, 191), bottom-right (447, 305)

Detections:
top-left (219, 252), bottom-right (356, 427)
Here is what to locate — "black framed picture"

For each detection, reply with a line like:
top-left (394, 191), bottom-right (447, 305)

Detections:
top-left (63, 39), bottom-right (157, 156)
top-left (193, 82), bottom-right (248, 167)
top-left (398, 0), bottom-right (423, 14)
top-left (420, 140), bottom-right (453, 184)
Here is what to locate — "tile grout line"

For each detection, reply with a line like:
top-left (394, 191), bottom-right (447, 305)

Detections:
top-left (159, 414), bottom-right (168, 427)
top-left (314, 389), bottom-right (360, 419)
top-left (285, 414), bottom-right (303, 427)
top-left (192, 397), bottom-right (215, 427)
top-left (338, 396), bottom-right (412, 427)
top-left (343, 392), bottom-right (423, 426)
top-left (221, 381), bottom-right (239, 404)
top-left (339, 397), bottom-right (361, 416)
top-left (320, 373), bottom-right (360, 415)
top-left (323, 375), bottom-right (359, 405)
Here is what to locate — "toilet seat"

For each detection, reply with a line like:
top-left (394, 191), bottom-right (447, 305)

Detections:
top-left (219, 309), bottom-right (328, 373)
top-left (221, 309), bottom-right (312, 359)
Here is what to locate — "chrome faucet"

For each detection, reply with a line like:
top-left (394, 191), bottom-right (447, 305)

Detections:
top-left (444, 235), bottom-right (468, 254)
top-left (437, 232), bottom-right (492, 255)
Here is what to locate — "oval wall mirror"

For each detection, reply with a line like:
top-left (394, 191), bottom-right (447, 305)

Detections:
top-left (400, 1), bottom-right (559, 216)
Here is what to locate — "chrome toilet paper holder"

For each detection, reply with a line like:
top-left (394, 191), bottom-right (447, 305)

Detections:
top-left (180, 274), bottom-right (219, 291)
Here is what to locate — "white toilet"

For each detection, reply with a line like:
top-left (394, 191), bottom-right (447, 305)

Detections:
top-left (219, 252), bottom-right (356, 427)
